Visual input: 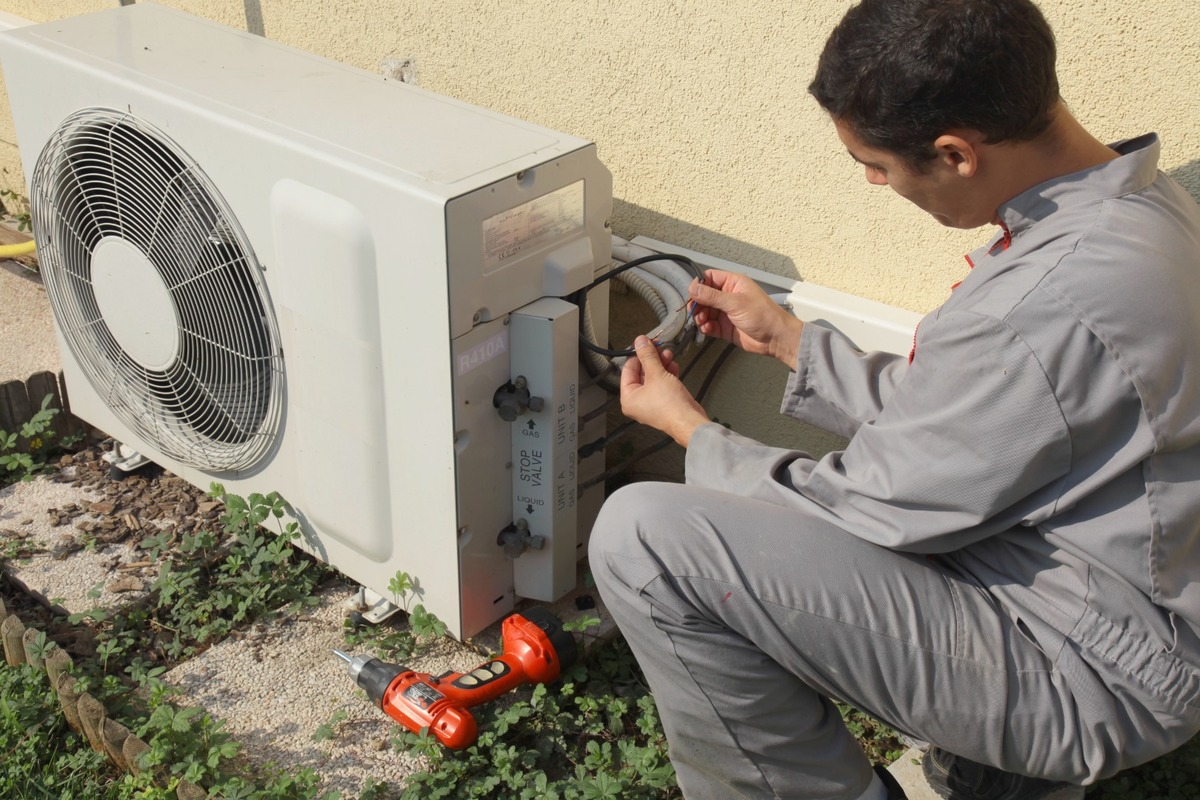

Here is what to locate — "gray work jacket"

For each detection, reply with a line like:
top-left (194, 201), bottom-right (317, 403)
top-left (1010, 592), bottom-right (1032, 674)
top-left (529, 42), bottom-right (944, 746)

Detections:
top-left (686, 134), bottom-right (1200, 723)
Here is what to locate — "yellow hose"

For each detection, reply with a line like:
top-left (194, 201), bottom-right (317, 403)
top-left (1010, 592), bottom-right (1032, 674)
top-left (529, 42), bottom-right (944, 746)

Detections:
top-left (0, 239), bottom-right (36, 258)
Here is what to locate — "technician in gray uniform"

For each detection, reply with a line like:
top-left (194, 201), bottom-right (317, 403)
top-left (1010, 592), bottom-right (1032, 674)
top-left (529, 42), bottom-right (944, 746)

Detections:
top-left (589, 1), bottom-right (1200, 799)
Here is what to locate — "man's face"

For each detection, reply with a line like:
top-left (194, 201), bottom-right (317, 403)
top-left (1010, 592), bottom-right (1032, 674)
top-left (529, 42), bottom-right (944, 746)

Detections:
top-left (834, 119), bottom-right (994, 229)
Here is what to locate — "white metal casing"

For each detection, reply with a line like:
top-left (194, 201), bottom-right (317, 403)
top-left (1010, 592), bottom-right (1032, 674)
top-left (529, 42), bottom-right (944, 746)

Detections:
top-left (0, 3), bottom-right (612, 638)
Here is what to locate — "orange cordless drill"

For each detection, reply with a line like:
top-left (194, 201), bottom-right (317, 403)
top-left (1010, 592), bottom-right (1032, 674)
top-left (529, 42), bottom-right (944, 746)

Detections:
top-left (333, 607), bottom-right (576, 749)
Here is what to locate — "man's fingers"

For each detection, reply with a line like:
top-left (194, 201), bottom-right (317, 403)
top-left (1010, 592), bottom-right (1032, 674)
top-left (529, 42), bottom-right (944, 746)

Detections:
top-left (689, 279), bottom-right (729, 310)
top-left (632, 336), bottom-right (667, 376)
top-left (661, 348), bottom-right (681, 377)
top-left (619, 352), bottom-right (643, 393)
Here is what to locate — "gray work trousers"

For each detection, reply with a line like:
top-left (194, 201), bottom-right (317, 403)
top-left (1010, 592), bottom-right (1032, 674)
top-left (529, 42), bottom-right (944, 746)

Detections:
top-left (589, 481), bottom-right (1181, 800)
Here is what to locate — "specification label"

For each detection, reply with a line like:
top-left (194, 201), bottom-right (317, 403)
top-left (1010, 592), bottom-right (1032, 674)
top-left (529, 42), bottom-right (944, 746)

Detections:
top-left (482, 180), bottom-right (584, 270)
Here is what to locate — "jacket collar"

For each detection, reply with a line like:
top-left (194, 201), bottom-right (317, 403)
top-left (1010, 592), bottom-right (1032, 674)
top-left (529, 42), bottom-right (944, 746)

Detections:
top-left (996, 133), bottom-right (1161, 236)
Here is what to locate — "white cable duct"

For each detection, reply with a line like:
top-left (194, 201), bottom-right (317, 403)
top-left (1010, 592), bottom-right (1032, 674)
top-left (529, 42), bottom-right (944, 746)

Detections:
top-left (612, 238), bottom-right (698, 302)
top-left (624, 265), bottom-right (686, 342)
top-left (581, 301), bottom-right (618, 388)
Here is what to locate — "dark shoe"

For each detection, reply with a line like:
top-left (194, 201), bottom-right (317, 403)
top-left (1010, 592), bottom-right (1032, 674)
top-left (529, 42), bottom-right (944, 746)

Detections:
top-left (922, 747), bottom-right (1083, 800)
top-left (875, 765), bottom-right (909, 800)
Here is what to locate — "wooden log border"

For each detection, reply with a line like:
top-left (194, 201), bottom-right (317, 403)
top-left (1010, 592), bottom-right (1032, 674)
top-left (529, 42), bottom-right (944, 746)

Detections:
top-left (0, 369), bottom-right (95, 446)
top-left (0, 597), bottom-right (209, 799)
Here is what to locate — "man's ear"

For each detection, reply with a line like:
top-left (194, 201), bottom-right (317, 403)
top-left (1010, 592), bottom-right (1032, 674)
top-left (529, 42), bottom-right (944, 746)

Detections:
top-left (934, 133), bottom-right (981, 177)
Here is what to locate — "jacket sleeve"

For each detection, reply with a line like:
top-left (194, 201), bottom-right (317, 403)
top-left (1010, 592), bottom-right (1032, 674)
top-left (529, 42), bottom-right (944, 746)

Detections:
top-left (685, 310), bottom-right (1072, 552)
top-left (782, 322), bottom-right (911, 437)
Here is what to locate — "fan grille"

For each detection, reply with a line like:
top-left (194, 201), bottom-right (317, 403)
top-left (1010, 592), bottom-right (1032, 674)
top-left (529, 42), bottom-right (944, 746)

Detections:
top-left (31, 109), bottom-right (283, 472)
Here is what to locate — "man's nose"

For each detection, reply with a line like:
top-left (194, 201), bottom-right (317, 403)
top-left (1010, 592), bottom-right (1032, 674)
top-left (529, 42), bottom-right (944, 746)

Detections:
top-left (865, 166), bottom-right (888, 186)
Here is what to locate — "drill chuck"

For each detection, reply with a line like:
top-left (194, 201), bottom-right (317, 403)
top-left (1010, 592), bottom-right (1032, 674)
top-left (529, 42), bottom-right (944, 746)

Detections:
top-left (333, 648), bottom-right (403, 707)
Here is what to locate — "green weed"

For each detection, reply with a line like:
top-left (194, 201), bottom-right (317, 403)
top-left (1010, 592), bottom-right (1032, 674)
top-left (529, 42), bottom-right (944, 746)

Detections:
top-left (0, 394), bottom-right (82, 488)
top-left (388, 569), bottom-right (448, 641)
top-left (0, 187), bottom-right (31, 232)
top-left (394, 635), bottom-right (680, 799)
top-left (0, 663), bottom-right (125, 799)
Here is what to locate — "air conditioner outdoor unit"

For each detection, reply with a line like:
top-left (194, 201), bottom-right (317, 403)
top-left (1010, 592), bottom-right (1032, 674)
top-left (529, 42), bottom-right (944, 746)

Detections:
top-left (0, 3), bottom-right (614, 638)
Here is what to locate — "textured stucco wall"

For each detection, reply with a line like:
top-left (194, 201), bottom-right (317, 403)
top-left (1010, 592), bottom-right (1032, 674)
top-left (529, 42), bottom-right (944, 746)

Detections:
top-left (2, 0), bottom-right (1196, 311)
top-left (1, 0), bottom-right (1197, 451)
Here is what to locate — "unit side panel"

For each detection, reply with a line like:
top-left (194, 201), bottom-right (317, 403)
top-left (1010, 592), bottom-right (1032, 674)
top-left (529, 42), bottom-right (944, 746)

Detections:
top-left (450, 318), bottom-right (518, 636)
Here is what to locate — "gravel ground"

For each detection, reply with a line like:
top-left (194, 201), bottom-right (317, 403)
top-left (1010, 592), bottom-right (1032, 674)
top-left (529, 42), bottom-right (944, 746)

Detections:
top-left (0, 450), bottom-right (491, 796)
top-left (1, 447), bottom-right (219, 615)
top-left (0, 472), bottom-right (143, 612)
top-left (0, 451), bottom-right (557, 797)
top-left (163, 586), bottom-right (483, 797)
top-left (0, 261), bottom-right (59, 383)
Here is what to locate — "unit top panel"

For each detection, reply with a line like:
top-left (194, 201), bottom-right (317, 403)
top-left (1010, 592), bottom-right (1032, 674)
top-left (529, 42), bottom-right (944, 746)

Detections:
top-left (7, 3), bottom-right (585, 187)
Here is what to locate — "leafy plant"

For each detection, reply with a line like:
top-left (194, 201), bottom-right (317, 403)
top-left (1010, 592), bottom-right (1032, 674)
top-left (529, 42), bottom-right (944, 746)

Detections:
top-left (3, 482), bottom-right (342, 798)
top-left (136, 679), bottom-right (240, 787)
top-left (837, 703), bottom-right (904, 766)
top-left (0, 530), bottom-right (41, 563)
top-left (394, 635), bottom-right (680, 799)
top-left (0, 662), bottom-right (126, 799)
top-left (388, 570), bottom-right (447, 641)
top-left (0, 394), bottom-right (80, 487)
top-left (312, 708), bottom-right (349, 744)
top-left (87, 487), bottom-right (320, 670)
top-left (563, 615), bottom-right (602, 635)
top-left (0, 187), bottom-right (31, 232)
top-left (1087, 735), bottom-right (1200, 798)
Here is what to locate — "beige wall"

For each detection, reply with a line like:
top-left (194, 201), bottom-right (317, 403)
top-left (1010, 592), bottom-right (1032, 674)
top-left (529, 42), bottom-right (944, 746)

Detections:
top-left (1, 0), bottom-right (1198, 454)
top-left (2, 0), bottom-right (1197, 313)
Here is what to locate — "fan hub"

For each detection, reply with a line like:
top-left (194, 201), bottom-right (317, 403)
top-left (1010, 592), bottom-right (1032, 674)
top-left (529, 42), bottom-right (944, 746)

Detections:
top-left (91, 236), bottom-right (181, 371)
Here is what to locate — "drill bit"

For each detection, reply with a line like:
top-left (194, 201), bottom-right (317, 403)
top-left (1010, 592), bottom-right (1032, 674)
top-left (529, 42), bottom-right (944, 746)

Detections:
top-left (333, 649), bottom-right (351, 664)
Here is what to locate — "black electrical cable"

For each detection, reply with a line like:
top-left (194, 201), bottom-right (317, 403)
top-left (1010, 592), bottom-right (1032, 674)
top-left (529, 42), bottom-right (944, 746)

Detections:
top-left (679, 337), bottom-right (717, 382)
top-left (580, 436), bottom-right (675, 491)
top-left (577, 338), bottom-right (717, 456)
top-left (579, 341), bottom-right (739, 489)
top-left (579, 420), bottom-right (635, 459)
top-left (580, 393), bottom-right (622, 424)
top-left (695, 343), bottom-right (736, 403)
top-left (574, 253), bottom-right (707, 359)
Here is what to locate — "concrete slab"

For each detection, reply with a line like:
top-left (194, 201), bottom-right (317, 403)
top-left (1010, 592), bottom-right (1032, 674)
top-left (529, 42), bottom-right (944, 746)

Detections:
top-left (889, 747), bottom-right (942, 799)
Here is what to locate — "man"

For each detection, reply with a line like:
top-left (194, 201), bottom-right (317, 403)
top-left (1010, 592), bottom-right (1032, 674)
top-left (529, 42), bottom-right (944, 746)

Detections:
top-left (588, 1), bottom-right (1200, 799)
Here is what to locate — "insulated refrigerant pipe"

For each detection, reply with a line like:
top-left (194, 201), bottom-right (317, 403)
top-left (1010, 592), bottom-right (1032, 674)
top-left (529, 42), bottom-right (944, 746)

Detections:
top-left (581, 236), bottom-right (707, 391)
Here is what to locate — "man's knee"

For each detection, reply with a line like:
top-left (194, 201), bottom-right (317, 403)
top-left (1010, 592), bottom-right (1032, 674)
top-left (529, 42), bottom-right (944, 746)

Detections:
top-left (588, 481), bottom-right (682, 596)
top-left (590, 482), bottom-right (677, 554)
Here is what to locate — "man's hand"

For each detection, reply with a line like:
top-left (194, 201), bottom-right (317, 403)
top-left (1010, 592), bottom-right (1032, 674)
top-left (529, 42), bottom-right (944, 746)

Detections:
top-left (620, 336), bottom-right (710, 448)
top-left (690, 269), bottom-right (804, 368)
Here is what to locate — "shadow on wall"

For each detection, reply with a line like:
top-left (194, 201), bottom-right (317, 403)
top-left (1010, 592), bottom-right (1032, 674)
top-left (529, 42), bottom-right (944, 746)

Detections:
top-left (1168, 161), bottom-right (1200, 206)
top-left (243, 0), bottom-right (265, 37)
top-left (612, 198), bottom-right (800, 281)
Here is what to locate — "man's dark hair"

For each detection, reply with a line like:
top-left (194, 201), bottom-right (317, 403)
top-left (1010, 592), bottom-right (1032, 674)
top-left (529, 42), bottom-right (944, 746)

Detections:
top-left (809, 0), bottom-right (1060, 170)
